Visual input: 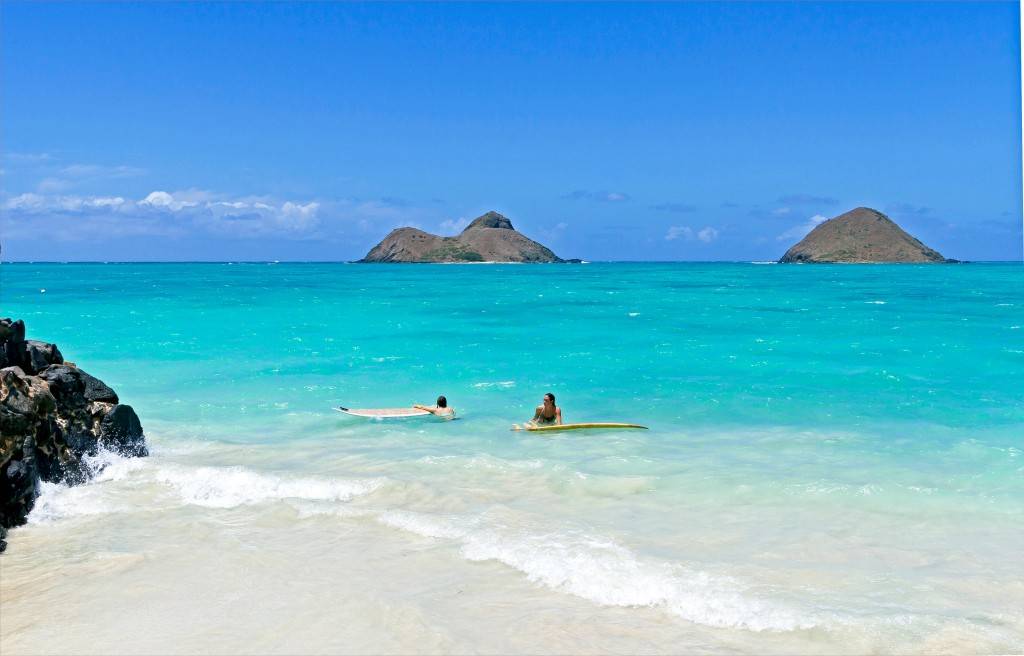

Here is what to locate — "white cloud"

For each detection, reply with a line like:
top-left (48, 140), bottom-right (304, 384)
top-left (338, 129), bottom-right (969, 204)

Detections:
top-left (776, 214), bottom-right (828, 241)
top-left (138, 190), bottom-right (203, 211)
top-left (87, 196), bottom-right (126, 208)
top-left (5, 193), bottom-right (129, 213)
top-left (58, 196), bottom-right (125, 211)
top-left (3, 189), bottom-right (326, 241)
top-left (281, 201), bottom-right (319, 217)
top-left (5, 193), bottom-right (47, 211)
top-left (139, 191), bottom-right (174, 208)
top-left (2, 193), bottom-right (183, 241)
top-left (666, 225), bottom-right (719, 243)
top-left (2, 184), bottom-right (463, 247)
top-left (697, 227), bottom-right (719, 243)
top-left (665, 226), bottom-right (693, 241)
top-left (772, 207), bottom-right (792, 216)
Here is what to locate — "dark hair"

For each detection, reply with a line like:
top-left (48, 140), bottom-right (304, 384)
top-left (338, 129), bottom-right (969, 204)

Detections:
top-left (544, 392), bottom-right (555, 404)
top-left (437, 395), bottom-right (447, 408)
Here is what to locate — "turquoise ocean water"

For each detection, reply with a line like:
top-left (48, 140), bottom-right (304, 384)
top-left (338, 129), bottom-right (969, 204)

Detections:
top-left (1, 262), bottom-right (1022, 654)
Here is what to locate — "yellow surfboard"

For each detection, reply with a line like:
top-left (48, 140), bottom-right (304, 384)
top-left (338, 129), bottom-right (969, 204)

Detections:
top-left (511, 422), bottom-right (648, 432)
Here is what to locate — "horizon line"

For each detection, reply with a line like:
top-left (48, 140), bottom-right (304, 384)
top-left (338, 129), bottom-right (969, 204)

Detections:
top-left (2, 259), bottom-right (1021, 265)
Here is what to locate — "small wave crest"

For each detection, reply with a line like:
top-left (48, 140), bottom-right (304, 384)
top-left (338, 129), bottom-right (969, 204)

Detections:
top-left (376, 510), bottom-right (817, 632)
top-left (152, 465), bottom-right (383, 508)
top-left (27, 449), bottom-right (384, 522)
top-left (28, 449), bottom-right (149, 524)
top-left (29, 480), bottom-right (120, 524)
top-left (472, 380), bottom-right (516, 389)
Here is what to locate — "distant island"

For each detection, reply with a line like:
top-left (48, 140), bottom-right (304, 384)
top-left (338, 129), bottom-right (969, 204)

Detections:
top-left (779, 207), bottom-right (952, 263)
top-left (359, 211), bottom-right (569, 263)
top-left (360, 206), bottom-right (955, 264)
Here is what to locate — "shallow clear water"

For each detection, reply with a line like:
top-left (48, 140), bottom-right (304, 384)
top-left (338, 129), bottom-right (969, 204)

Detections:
top-left (1, 262), bottom-right (1022, 654)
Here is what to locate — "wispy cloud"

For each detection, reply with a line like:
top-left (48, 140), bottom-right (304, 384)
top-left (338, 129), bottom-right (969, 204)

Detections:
top-left (378, 196), bottom-right (411, 208)
top-left (60, 163), bottom-right (146, 179)
top-left (4, 152), bottom-right (54, 163)
top-left (651, 202), bottom-right (696, 213)
top-left (36, 178), bottom-right (72, 193)
top-left (886, 202), bottom-right (932, 215)
top-left (778, 194), bottom-right (838, 206)
top-left (563, 190), bottom-right (631, 203)
top-left (537, 220), bottom-right (569, 244)
top-left (439, 217), bottom-right (469, 234)
top-left (5, 152), bottom-right (148, 193)
top-left (776, 214), bottom-right (829, 241)
top-left (38, 163), bottom-right (147, 191)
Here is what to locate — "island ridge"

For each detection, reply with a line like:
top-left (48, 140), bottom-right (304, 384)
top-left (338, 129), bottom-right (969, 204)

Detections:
top-left (359, 211), bottom-right (564, 263)
top-left (779, 207), bottom-right (951, 263)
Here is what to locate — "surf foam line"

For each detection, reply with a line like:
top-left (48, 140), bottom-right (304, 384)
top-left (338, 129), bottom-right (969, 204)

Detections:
top-left (375, 509), bottom-right (821, 632)
top-left (27, 449), bottom-right (385, 522)
top-left (28, 449), bottom-right (151, 524)
top-left (152, 465), bottom-right (384, 509)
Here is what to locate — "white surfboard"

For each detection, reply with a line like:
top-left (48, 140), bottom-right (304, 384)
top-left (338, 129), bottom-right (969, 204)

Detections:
top-left (335, 406), bottom-right (431, 419)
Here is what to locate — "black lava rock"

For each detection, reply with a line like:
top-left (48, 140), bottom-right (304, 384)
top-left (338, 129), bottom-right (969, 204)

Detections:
top-left (100, 404), bottom-right (147, 457)
top-left (0, 318), bottom-right (147, 548)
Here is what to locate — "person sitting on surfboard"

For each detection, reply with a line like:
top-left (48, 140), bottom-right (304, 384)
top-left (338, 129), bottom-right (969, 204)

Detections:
top-left (530, 392), bottom-right (562, 426)
top-left (414, 395), bottom-right (456, 419)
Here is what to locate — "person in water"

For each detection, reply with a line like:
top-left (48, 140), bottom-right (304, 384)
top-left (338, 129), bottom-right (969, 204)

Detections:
top-left (414, 395), bottom-right (456, 419)
top-left (530, 392), bottom-right (563, 426)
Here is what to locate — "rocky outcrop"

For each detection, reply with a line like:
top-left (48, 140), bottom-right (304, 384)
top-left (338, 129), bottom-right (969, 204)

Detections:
top-left (779, 207), bottom-right (951, 263)
top-left (359, 211), bottom-right (563, 263)
top-left (0, 318), bottom-right (146, 552)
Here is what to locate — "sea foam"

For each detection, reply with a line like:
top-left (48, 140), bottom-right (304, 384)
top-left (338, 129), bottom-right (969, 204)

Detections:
top-left (151, 465), bottom-right (383, 509)
top-left (28, 450), bottom-right (151, 524)
top-left (27, 448), bottom-right (384, 522)
top-left (376, 509), bottom-right (818, 632)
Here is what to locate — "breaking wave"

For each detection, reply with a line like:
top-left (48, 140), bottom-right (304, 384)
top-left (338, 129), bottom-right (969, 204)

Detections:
top-left (27, 449), bottom-right (383, 521)
top-left (376, 509), bottom-right (820, 632)
top-left (151, 465), bottom-right (383, 508)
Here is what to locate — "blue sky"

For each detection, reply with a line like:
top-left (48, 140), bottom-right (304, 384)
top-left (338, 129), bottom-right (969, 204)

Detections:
top-left (2, 2), bottom-right (1021, 261)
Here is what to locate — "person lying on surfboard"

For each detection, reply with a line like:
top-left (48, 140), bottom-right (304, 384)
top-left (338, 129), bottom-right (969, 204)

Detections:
top-left (413, 395), bottom-right (456, 420)
top-left (528, 392), bottom-right (563, 426)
